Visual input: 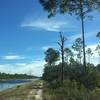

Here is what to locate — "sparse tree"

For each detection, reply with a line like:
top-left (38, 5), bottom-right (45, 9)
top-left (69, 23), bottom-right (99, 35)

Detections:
top-left (96, 32), bottom-right (100, 38)
top-left (72, 38), bottom-right (82, 63)
top-left (45, 48), bottom-right (60, 66)
top-left (64, 48), bottom-right (73, 64)
top-left (94, 0), bottom-right (100, 10)
top-left (69, 57), bottom-right (76, 66)
top-left (95, 45), bottom-right (100, 64)
top-left (86, 48), bottom-right (93, 63)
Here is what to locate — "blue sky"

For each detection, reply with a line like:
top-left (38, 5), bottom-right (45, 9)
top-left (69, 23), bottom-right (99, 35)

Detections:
top-left (0, 0), bottom-right (100, 76)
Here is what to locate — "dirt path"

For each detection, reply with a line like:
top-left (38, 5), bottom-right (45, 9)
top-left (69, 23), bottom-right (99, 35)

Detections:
top-left (35, 89), bottom-right (43, 100)
top-left (27, 82), bottom-right (43, 100)
top-left (27, 89), bottom-right (36, 100)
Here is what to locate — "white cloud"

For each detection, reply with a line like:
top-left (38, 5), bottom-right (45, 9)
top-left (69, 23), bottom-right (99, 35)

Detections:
top-left (0, 44), bottom-right (99, 77)
top-left (27, 45), bottom-right (58, 52)
top-left (68, 29), bottom-right (99, 43)
top-left (69, 34), bottom-right (82, 42)
top-left (86, 44), bottom-right (99, 65)
top-left (1, 55), bottom-right (25, 60)
top-left (0, 60), bottom-right (45, 76)
top-left (21, 18), bottom-right (74, 32)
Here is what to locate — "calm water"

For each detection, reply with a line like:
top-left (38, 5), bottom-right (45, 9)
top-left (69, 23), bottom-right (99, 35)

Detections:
top-left (0, 80), bottom-right (32, 91)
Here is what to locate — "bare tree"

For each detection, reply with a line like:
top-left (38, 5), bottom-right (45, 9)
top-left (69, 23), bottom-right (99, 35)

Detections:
top-left (58, 32), bottom-right (66, 82)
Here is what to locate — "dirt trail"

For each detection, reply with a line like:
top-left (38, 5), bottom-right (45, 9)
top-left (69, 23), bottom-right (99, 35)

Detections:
top-left (27, 82), bottom-right (43, 100)
top-left (27, 89), bottom-right (36, 100)
top-left (35, 89), bottom-right (43, 100)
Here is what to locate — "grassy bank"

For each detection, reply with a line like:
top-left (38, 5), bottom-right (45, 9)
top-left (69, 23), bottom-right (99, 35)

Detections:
top-left (0, 80), bottom-right (42, 100)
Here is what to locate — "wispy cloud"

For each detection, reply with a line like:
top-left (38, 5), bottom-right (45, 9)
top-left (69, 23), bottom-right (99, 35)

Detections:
top-left (68, 29), bottom-right (99, 43)
top-left (1, 55), bottom-right (25, 60)
top-left (26, 45), bottom-right (58, 52)
top-left (21, 18), bottom-right (75, 32)
top-left (69, 34), bottom-right (82, 42)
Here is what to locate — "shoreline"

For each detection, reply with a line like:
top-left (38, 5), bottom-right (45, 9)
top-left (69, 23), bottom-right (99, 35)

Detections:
top-left (0, 78), bottom-right (38, 82)
top-left (0, 79), bottom-right (38, 92)
top-left (0, 80), bottom-right (43, 100)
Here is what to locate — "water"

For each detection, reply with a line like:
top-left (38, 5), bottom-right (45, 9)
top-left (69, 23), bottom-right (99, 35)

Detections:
top-left (0, 80), bottom-right (32, 91)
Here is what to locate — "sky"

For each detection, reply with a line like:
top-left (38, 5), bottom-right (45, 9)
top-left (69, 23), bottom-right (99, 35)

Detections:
top-left (0, 0), bottom-right (100, 76)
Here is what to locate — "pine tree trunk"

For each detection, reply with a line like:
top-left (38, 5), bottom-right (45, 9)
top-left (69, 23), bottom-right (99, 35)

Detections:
top-left (80, 0), bottom-right (86, 72)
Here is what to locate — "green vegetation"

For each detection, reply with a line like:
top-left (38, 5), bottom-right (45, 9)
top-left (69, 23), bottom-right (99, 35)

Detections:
top-left (39, 1), bottom-right (100, 99)
top-left (42, 47), bottom-right (100, 100)
top-left (43, 34), bottom-right (100, 87)
top-left (43, 50), bottom-right (100, 89)
top-left (43, 80), bottom-right (100, 100)
top-left (42, 34), bottom-right (100, 99)
top-left (0, 73), bottom-right (38, 81)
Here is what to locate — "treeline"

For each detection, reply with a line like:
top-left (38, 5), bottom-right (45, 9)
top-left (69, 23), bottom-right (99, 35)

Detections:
top-left (0, 72), bottom-right (37, 81)
top-left (42, 34), bottom-right (100, 100)
top-left (42, 33), bottom-right (100, 89)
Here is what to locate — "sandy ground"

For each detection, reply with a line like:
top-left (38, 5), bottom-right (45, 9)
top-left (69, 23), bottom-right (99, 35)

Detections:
top-left (27, 82), bottom-right (43, 100)
top-left (0, 80), bottom-right (43, 100)
top-left (35, 89), bottom-right (43, 100)
top-left (27, 89), bottom-right (43, 100)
